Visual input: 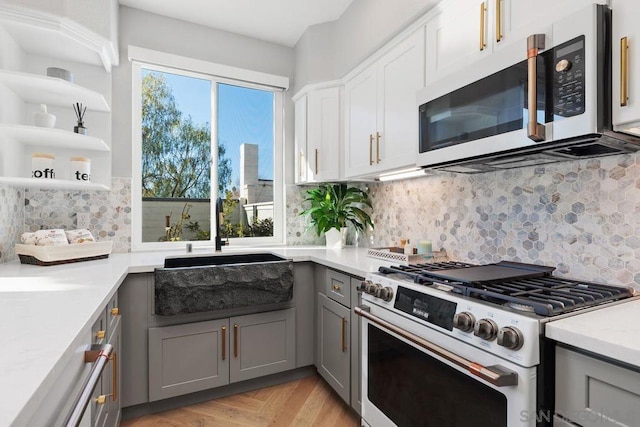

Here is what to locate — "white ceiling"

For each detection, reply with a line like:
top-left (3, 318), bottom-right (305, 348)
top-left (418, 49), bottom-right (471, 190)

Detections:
top-left (119, 0), bottom-right (354, 47)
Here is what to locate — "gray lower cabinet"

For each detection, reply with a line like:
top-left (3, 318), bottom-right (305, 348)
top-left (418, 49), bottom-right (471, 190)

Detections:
top-left (317, 292), bottom-right (350, 403)
top-left (315, 266), bottom-right (363, 413)
top-left (148, 308), bottom-right (296, 402)
top-left (555, 346), bottom-right (640, 427)
top-left (230, 309), bottom-right (296, 383)
top-left (350, 277), bottom-right (362, 415)
top-left (148, 318), bottom-right (230, 401)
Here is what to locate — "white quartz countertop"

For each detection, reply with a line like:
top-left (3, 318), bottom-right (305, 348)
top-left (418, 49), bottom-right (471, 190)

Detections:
top-left (545, 299), bottom-right (640, 369)
top-left (0, 246), bottom-right (391, 426)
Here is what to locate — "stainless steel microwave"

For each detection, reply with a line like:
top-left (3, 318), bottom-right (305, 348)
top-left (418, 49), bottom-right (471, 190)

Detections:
top-left (417, 4), bottom-right (640, 173)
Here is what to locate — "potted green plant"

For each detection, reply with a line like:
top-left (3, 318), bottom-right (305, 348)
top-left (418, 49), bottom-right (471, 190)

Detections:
top-left (300, 183), bottom-right (374, 248)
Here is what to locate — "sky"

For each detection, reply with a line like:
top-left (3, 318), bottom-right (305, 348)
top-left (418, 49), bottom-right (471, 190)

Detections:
top-left (144, 69), bottom-right (274, 191)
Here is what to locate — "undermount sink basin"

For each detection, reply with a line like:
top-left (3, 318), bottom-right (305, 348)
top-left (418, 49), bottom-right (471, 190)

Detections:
top-left (163, 252), bottom-right (286, 268)
top-left (154, 253), bottom-right (294, 316)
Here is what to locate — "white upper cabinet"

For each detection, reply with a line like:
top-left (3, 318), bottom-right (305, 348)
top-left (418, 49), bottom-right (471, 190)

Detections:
top-left (293, 84), bottom-right (342, 184)
top-left (344, 27), bottom-right (425, 178)
top-left (344, 66), bottom-right (378, 177)
top-left (294, 95), bottom-right (308, 184)
top-left (612, 0), bottom-right (640, 134)
top-left (426, 0), bottom-right (584, 85)
top-left (307, 86), bottom-right (341, 182)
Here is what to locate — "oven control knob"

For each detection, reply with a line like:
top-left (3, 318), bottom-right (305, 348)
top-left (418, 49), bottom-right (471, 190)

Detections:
top-left (497, 326), bottom-right (524, 350)
top-left (376, 286), bottom-right (394, 302)
top-left (474, 318), bottom-right (498, 341)
top-left (452, 312), bottom-right (476, 333)
top-left (366, 282), bottom-right (381, 295)
top-left (357, 280), bottom-right (372, 293)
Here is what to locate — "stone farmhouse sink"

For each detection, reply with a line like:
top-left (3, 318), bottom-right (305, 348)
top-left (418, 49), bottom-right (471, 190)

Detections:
top-left (154, 253), bottom-right (294, 316)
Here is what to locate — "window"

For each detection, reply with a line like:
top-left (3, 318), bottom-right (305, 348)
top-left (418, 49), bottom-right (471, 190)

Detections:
top-left (130, 49), bottom-right (286, 250)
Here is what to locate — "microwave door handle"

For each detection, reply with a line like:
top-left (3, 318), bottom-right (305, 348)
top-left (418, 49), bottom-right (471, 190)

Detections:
top-left (355, 306), bottom-right (518, 387)
top-left (527, 34), bottom-right (546, 142)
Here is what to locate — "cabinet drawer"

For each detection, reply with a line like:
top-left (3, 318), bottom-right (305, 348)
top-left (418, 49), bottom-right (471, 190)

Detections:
top-left (326, 269), bottom-right (351, 307)
top-left (555, 346), bottom-right (640, 427)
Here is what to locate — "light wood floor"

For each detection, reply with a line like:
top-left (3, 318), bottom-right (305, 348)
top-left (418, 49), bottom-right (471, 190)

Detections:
top-left (121, 374), bottom-right (359, 427)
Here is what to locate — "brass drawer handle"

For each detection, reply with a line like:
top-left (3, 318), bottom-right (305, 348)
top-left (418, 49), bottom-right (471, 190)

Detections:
top-left (479, 2), bottom-right (487, 51)
top-left (621, 36), bottom-right (629, 107)
top-left (110, 352), bottom-right (118, 401)
top-left (110, 307), bottom-right (119, 316)
top-left (495, 0), bottom-right (502, 43)
top-left (234, 324), bottom-right (239, 358)
top-left (221, 326), bottom-right (226, 360)
top-left (369, 134), bottom-right (374, 165)
top-left (332, 284), bottom-right (341, 291)
top-left (299, 151), bottom-right (304, 178)
top-left (95, 330), bottom-right (105, 340)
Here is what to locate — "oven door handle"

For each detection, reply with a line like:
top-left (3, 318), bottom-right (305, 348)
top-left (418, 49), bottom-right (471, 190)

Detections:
top-left (355, 306), bottom-right (518, 387)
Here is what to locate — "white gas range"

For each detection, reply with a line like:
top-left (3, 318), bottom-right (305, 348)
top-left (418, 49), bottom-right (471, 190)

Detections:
top-left (355, 261), bottom-right (635, 427)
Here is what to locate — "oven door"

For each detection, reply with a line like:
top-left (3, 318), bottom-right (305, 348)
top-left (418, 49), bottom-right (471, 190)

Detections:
top-left (358, 304), bottom-right (536, 427)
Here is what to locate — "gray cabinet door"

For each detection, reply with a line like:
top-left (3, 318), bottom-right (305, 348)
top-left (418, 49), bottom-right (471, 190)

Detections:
top-left (555, 346), bottom-right (640, 427)
top-left (350, 277), bottom-right (363, 415)
top-left (148, 319), bottom-right (230, 401)
top-left (229, 308), bottom-right (296, 383)
top-left (120, 273), bottom-right (151, 407)
top-left (317, 292), bottom-right (350, 403)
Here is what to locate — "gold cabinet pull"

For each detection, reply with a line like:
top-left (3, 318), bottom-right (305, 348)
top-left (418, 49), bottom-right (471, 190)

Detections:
top-left (527, 34), bottom-right (546, 142)
top-left (315, 148), bottom-right (319, 174)
top-left (110, 352), bottom-right (118, 401)
top-left (221, 326), bottom-right (226, 360)
top-left (298, 151), bottom-right (303, 178)
top-left (110, 307), bottom-right (119, 316)
top-left (375, 132), bottom-right (381, 164)
top-left (95, 395), bottom-right (107, 405)
top-left (233, 324), bottom-right (238, 358)
top-left (95, 330), bottom-right (105, 340)
top-left (341, 318), bottom-right (347, 352)
top-left (479, 2), bottom-right (487, 51)
top-left (621, 36), bottom-right (629, 107)
top-left (495, 0), bottom-right (502, 43)
top-left (369, 134), bottom-right (374, 165)
top-left (332, 284), bottom-right (341, 291)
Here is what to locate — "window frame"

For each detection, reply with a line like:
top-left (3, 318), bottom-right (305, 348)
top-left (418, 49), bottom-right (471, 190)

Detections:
top-left (130, 47), bottom-right (287, 251)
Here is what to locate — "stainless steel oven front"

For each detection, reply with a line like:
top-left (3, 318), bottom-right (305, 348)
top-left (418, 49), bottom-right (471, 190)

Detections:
top-left (357, 303), bottom-right (537, 427)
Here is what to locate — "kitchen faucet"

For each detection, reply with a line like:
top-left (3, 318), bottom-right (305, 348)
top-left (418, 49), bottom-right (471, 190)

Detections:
top-left (215, 197), bottom-right (228, 252)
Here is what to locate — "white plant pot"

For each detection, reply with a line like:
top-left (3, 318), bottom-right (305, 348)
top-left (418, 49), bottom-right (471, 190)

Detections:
top-left (325, 227), bottom-right (345, 249)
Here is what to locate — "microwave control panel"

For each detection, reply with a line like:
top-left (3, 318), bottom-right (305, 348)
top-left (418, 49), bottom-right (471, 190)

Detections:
top-left (553, 35), bottom-right (585, 118)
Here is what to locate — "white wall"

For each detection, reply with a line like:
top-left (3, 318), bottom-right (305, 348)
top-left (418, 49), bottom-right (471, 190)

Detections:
top-left (112, 6), bottom-right (296, 180)
top-left (293, 0), bottom-right (438, 93)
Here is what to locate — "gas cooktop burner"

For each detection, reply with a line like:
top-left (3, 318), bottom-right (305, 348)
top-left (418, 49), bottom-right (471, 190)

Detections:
top-left (378, 261), bottom-right (634, 317)
top-left (505, 302), bottom-right (536, 313)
